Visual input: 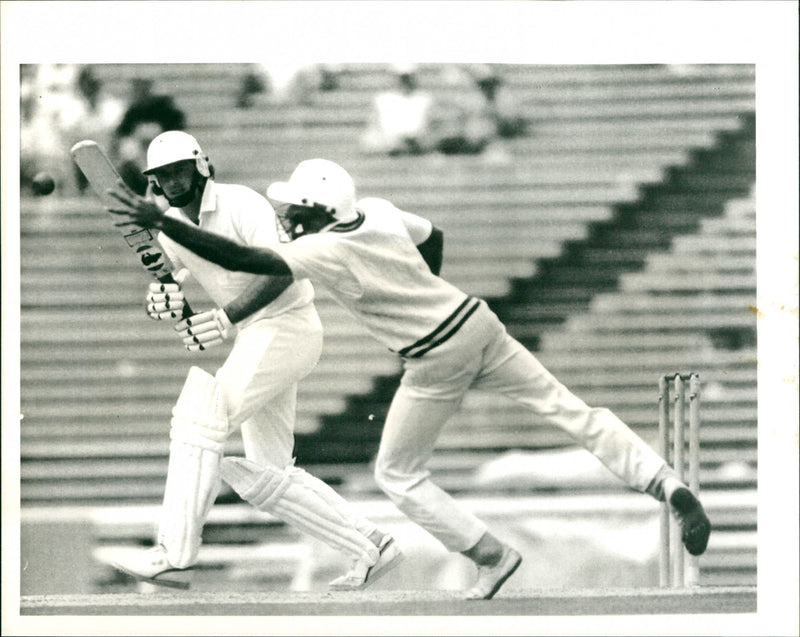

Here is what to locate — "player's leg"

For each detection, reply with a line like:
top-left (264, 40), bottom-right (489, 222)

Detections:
top-left (373, 321), bottom-right (523, 599)
top-left (474, 325), bottom-right (710, 555)
top-left (375, 382), bottom-right (522, 599)
top-left (110, 313), bottom-right (297, 590)
top-left (475, 333), bottom-right (666, 487)
top-left (218, 306), bottom-right (323, 437)
top-left (221, 457), bottom-right (403, 589)
top-left (242, 385), bottom-right (388, 548)
top-left (375, 383), bottom-right (486, 551)
top-left (374, 298), bottom-right (526, 552)
top-left (220, 310), bottom-right (401, 588)
top-left (109, 366), bottom-right (228, 588)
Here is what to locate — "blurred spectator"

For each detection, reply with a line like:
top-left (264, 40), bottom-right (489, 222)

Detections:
top-left (20, 64), bottom-right (80, 195)
top-left (236, 64), bottom-right (271, 108)
top-left (359, 64), bottom-right (434, 156)
top-left (60, 66), bottom-right (126, 192)
top-left (290, 63), bottom-right (342, 103)
top-left (110, 78), bottom-right (186, 194)
top-left (235, 62), bottom-right (342, 108)
top-left (430, 65), bottom-right (526, 160)
top-left (62, 66), bottom-right (126, 144)
top-left (472, 65), bottom-right (527, 140)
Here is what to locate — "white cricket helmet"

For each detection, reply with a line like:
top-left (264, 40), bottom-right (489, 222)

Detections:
top-left (143, 130), bottom-right (210, 177)
top-left (267, 159), bottom-right (357, 222)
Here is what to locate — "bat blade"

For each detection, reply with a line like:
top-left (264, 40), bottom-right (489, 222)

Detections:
top-left (70, 140), bottom-right (192, 316)
top-left (70, 140), bottom-right (127, 209)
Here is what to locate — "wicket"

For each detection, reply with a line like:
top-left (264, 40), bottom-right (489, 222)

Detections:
top-left (658, 373), bottom-right (701, 587)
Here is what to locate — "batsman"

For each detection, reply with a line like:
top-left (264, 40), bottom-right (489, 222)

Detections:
top-left (106, 132), bottom-right (401, 590)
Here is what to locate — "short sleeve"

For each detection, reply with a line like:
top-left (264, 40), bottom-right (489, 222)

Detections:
top-left (398, 209), bottom-right (433, 245)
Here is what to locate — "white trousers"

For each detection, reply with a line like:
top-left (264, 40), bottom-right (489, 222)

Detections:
top-left (374, 300), bottom-right (667, 552)
top-left (159, 302), bottom-right (325, 567)
top-left (216, 302), bottom-right (323, 468)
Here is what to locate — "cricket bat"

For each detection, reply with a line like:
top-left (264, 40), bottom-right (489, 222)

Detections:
top-left (70, 140), bottom-right (192, 318)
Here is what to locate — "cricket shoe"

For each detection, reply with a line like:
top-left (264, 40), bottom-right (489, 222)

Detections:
top-left (670, 487), bottom-right (712, 556)
top-left (464, 546), bottom-right (522, 600)
top-left (110, 544), bottom-right (194, 590)
top-left (329, 534), bottom-right (404, 591)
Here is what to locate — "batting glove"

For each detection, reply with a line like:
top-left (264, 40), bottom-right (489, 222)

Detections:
top-left (175, 308), bottom-right (234, 351)
top-left (146, 282), bottom-right (185, 320)
top-left (145, 269), bottom-right (189, 320)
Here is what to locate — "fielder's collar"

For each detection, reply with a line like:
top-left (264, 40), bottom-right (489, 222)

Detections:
top-left (199, 178), bottom-right (218, 216)
top-left (329, 208), bottom-right (365, 233)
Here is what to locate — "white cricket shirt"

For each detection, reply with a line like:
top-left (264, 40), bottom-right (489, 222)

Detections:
top-left (159, 180), bottom-right (314, 327)
top-left (271, 197), bottom-right (477, 356)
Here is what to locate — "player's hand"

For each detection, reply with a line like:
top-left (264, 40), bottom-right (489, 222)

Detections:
top-left (146, 282), bottom-right (185, 320)
top-left (106, 179), bottom-right (166, 229)
top-left (175, 308), bottom-right (235, 351)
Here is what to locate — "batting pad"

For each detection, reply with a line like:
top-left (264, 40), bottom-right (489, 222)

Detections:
top-left (159, 366), bottom-right (229, 568)
top-left (222, 457), bottom-right (379, 564)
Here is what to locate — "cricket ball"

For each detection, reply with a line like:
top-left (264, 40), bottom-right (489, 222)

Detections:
top-left (32, 172), bottom-right (56, 196)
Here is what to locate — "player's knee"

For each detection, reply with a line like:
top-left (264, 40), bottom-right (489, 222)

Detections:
top-left (220, 457), bottom-right (291, 511)
top-left (374, 453), bottom-right (419, 504)
top-left (373, 454), bottom-right (397, 495)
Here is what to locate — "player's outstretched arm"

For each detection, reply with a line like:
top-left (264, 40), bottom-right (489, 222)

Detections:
top-left (106, 182), bottom-right (291, 276)
top-left (160, 216), bottom-right (291, 276)
top-left (223, 275), bottom-right (294, 323)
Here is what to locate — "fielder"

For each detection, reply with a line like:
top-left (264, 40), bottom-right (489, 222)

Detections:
top-left (108, 135), bottom-right (401, 591)
top-left (108, 158), bottom-right (712, 600)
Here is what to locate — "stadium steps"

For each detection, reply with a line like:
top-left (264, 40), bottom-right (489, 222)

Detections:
top-left (169, 72), bottom-right (756, 113)
top-left (18, 432), bottom-right (757, 505)
top-left (101, 61), bottom-right (751, 114)
top-left (488, 115), bottom-right (755, 343)
top-left (201, 128), bottom-right (725, 155)
top-left (225, 150), bottom-right (695, 187)
top-left (91, 63), bottom-right (750, 195)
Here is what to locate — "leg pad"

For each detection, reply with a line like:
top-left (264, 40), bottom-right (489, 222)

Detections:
top-left (158, 366), bottom-right (229, 568)
top-left (221, 457), bottom-right (379, 563)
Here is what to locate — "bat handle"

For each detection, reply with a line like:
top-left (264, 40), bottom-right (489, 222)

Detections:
top-left (157, 273), bottom-right (193, 319)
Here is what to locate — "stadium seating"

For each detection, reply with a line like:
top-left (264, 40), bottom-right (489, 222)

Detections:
top-left (19, 63), bottom-right (756, 586)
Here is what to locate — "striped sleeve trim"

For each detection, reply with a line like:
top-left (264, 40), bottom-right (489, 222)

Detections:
top-left (398, 297), bottom-right (481, 359)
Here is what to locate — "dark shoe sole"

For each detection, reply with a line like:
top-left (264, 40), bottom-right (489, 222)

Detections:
top-left (670, 487), bottom-right (711, 556)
